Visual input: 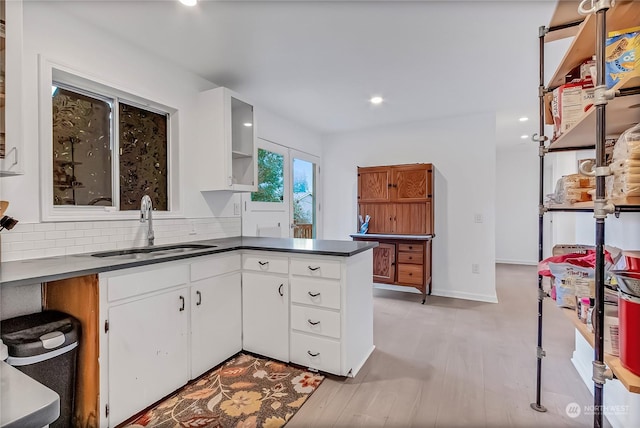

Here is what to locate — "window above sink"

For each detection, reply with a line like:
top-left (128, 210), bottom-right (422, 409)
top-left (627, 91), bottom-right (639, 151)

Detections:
top-left (38, 57), bottom-right (183, 222)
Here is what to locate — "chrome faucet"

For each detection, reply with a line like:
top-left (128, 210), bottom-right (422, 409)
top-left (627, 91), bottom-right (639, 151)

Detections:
top-left (140, 195), bottom-right (154, 246)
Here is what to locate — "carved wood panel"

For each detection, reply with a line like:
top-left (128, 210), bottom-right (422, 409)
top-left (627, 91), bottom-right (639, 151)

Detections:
top-left (392, 164), bottom-right (432, 201)
top-left (357, 167), bottom-right (390, 202)
top-left (373, 243), bottom-right (395, 283)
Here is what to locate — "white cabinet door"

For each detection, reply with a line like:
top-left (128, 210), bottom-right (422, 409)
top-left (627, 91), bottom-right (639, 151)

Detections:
top-left (108, 288), bottom-right (189, 427)
top-left (242, 272), bottom-right (289, 362)
top-left (0, 0), bottom-right (24, 176)
top-left (196, 87), bottom-right (257, 192)
top-left (191, 272), bottom-right (242, 379)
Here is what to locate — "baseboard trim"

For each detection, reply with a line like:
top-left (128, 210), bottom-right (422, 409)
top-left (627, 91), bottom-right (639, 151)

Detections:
top-left (496, 259), bottom-right (537, 266)
top-left (431, 289), bottom-right (499, 304)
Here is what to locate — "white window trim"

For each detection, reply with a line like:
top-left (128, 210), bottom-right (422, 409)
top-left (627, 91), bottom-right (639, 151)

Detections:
top-left (39, 56), bottom-right (183, 222)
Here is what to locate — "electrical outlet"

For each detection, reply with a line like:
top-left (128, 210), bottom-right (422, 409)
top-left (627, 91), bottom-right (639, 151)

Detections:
top-left (234, 202), bottom-right (241, 216)
top-left (474, 213), bottom-right (483, 223)
top-left (189, 221), bottom-right (197, 235)
top-left (472, 264), bottom-right (480, 274)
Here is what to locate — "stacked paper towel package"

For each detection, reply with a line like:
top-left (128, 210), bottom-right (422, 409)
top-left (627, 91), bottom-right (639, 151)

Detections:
top-left (608, 123), bottom-right (640, 203)
top-left (547, 125), bottom-right (640, 206)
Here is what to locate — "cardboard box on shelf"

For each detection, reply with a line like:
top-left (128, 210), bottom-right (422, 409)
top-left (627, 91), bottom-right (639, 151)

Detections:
top-left (551, 79), bottom-right (594, 138)
top-left (606, 26), bottom-right (640, 89)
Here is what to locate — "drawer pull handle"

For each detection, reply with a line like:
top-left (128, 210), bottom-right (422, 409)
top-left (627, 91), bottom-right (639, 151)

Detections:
top-left (278, 283), bottom-right (284, 297)
top-left (179, 296), bottom-right (185, 312)
top-left (408, 246), bottom-right (413, 250)
top-left (308, 291), bottom-right (321, 298)
top-left (308, 319), bottom-right (321, 326)
top-left (308, 266), bottom-right (321, 271)
top-left (409, 256), bottom-right (413, 260)
top-left (258, 261), bottom-right (269, 266)
top-left (196, 291), bottom-right (202, 306)
top-left (307, 351), bottom-right (320, 357)
top-left (409, 273), bottom-right (413, 276)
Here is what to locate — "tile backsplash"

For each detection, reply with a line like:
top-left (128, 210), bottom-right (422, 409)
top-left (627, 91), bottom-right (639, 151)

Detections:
top-left (1, 217), bottom-right (241, 262)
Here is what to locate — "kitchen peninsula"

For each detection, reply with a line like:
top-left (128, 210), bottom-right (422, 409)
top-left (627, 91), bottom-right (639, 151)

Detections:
top-left (1, 236), bottom-right (376, 427)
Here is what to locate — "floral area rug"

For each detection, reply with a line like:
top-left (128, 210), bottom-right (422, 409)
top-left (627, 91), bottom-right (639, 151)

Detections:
top-left (123, 353), bottom-right (324, 428)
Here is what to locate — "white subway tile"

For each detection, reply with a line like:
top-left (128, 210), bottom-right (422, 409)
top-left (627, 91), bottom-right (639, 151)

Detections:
top-left (75, 237), bottom-right (93, 246)
top-left (75, 222), bottom-right (94, 230)
top-left (55, 238), bottom-right (76, 247)
top-left (83, 229), bottom-right (101, 237)
top-left (109, 235), bottom-right (122, 243)
top-left (83, 244), bottom-right (101, 253)
top-left (65, 245), bottom-right (86, 255)
top-left (65, 230), bottom-right (84, 239)
top-left (12, 223), bottom-right (34, 233)
top-left (2, 250), bottom-right (23, 261)
top-left (116, 240), bottom-right (137, 249)
top-left (22, 249), bottom-right (46, 259)
top-left (33, 223), bottom-right (56, 232)
top-left (92, 236), bottom-right (109, 244)
top-left (92, 221), bottom-right (110, 229)
top-left (44, 247), bottom-right (66, 257)
top-left (45, 231), bottom-right (66, 240)
top-left (102, 229), bottom-right (116, 236)
top-left (0, 232), bottom-right (24, 242)
top-left (55, 223), bottom-right (76, 231)
top-left (34, 240), bottom-right (57, 249)
top-left (9, 241), bottom-right (35, 251)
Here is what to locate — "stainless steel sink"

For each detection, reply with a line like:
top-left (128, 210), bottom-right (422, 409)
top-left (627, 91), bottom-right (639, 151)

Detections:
top-left (91, 244), bottom-right (217, 259)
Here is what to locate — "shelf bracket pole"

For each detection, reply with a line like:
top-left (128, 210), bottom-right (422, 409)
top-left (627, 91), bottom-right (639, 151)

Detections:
top-left (531, 21), bottom-right (548, 414)
top-left (590, 2), bottom-right (611, 426)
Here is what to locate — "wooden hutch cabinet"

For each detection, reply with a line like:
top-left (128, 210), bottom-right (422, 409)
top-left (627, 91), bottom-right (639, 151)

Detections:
top-left (352, 163), bottom-right (434, 303)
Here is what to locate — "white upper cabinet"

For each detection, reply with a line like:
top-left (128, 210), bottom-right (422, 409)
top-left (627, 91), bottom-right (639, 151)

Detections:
top-left (195, 87), bottom-right (258, 192)
top-left (0, 0), bottom-right (24, 176)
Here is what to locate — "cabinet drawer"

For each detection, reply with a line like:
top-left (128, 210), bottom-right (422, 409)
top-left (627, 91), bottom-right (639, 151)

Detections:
top-left (243, 254), bottom-right (289, 274)
top-left (398, 243), bottom-right (423, 253)
top-left (291, 305), bottom-right (341, 339)
top-left (290, 277), bottom-right (341, 310)
top-left (291, 258), bottom-right (341, 279)
top-left (397, 264), bottom-right (423, 285)
top-left (191, 253), bottom-right (241, 282)
top-left (397, 252), bottom-right (423, 265)
top-left (108, 264), bottom-right (189, 302)
top-left (290, 332), bottom-right (341, 375)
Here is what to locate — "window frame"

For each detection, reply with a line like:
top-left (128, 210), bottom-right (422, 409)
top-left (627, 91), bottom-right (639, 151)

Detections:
top-left (39, 56), bottom-right (182, 221)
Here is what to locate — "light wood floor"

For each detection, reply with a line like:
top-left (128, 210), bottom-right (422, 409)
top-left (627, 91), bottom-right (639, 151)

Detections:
top-left (288, 263), bottom-right (608, 427)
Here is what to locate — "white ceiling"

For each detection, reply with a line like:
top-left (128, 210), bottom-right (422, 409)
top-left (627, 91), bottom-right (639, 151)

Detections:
top-left (53, 0), bottom-right (563, 147)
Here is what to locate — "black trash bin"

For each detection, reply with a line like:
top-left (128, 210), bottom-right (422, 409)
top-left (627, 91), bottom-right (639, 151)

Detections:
top-left (1, 310), bottom-right (81, 428)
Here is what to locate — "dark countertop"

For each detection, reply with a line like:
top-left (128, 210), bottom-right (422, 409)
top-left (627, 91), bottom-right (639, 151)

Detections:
top-left (0, 237), bottom-right (377, 288)
top-left (350, 233), bottom-right (434, 241)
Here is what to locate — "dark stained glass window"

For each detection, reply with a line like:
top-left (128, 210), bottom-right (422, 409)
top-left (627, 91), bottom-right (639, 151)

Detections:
top-left (119, 102), bottom-right (168, 210)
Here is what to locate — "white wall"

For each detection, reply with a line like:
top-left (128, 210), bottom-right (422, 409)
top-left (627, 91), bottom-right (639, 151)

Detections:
top-left (495, 145), bottom-right (538, 264)
top-left (322, 112), bottom-right (498, 303)
top-left (0, 2), bottom-right (321, 261)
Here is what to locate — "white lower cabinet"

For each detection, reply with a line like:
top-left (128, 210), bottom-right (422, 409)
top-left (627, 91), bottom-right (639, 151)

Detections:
top-left (108, 287), bottom-right (190, 426)
top-left (101, 255), bottom-right (242, 427)
top-left (289, 252), bottom-right (374, 377)
top-left (97, 249), bottom-right (373, 427)
top-left (190, 271), bottom-right (242, 379)
top-left (242, 271), bottom-right (289, 362)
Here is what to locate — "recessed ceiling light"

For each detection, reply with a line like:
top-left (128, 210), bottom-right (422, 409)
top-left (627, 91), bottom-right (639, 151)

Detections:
top-left (520, 134), bottom-right (529, 139)
top-left (370, 96), bottom-right (384, 105)
top-left (244, 123), bottom-right (253, 127)
top-left (179, 0), bottom-right (197, 6)
top-left (519, 117), bottom-right (529, 122)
